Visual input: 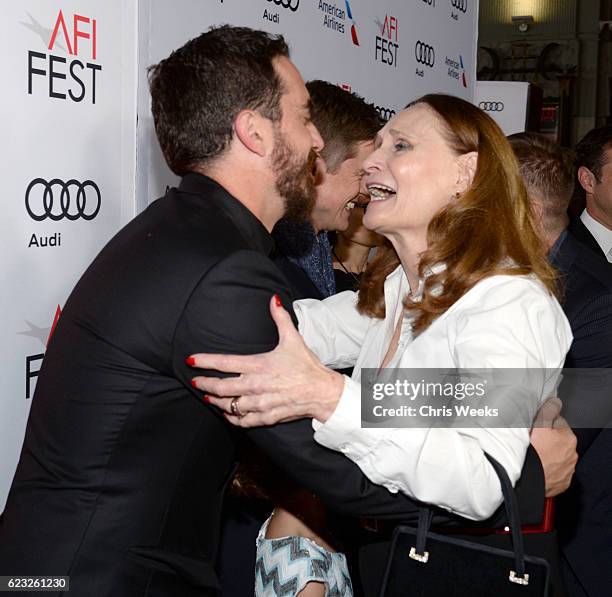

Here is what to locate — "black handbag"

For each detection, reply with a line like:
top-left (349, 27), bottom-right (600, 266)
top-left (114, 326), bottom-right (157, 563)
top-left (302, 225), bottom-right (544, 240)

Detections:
top-left (378, 454), bottom-right (550, 596)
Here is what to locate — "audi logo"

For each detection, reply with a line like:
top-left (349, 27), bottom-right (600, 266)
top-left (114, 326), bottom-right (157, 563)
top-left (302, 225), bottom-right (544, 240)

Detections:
top-left (415, 41), bottom-right (435, 67)
top-left (478, 101), bottom-right (504, 112)
top-left (266, 0), bottom-right (299, 11)
top-left (451, 0), bottom-right (467, 13)
top-left (375, 106), bottom-right (396, 122)
top-left (25, 178), bottom-right (101, 221)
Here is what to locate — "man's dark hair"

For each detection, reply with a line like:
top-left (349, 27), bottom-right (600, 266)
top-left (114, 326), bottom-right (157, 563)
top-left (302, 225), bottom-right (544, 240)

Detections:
top-left (575, 125), bottom-right (612, 182)
top-left (148, 26), bottom-right (289, 175)
top-left (306, 81), bottom-right (382, 173)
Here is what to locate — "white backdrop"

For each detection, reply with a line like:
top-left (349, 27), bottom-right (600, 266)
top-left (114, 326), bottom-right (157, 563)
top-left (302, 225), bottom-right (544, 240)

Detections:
top-left (1, 0), bottom-right (479, 510)
top-left (0, 0), bottom-right (137, 510)
top-left (137, 0), bottom-right (479, 208)
top-left (474, 80), bottom-right (531, 135)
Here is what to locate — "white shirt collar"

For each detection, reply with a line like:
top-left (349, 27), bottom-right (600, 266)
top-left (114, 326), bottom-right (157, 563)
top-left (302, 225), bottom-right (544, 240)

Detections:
top-left (385, 262), bottom-right (446, 303)
top-left (581, 209), bottom-right (612, 259)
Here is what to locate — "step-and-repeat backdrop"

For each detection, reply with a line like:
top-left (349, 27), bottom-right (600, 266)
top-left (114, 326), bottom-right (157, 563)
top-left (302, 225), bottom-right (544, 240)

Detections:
top-left (1, 0), bottom-right (478, 510)
top-left (0, 0), bottom-right (136, 509)
top-left (137, 0), bottom-right (479, 208)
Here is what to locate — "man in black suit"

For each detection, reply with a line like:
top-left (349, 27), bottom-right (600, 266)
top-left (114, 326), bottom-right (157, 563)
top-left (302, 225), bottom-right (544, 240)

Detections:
top-left (510, 133), bottom-right (612, 597)
top-left (568, 125), bottom-right (612, 263)
top-left (0, 26), bottom-right (432, 596)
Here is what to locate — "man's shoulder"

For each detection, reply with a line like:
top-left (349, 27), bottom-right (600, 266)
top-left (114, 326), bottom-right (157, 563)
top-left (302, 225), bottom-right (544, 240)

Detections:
top-left (272, 254), bottom-right (323, 300)
top-left (557, 231), bottom-right (612, 297)
top-left (567, 214), bottom-right (604, 257)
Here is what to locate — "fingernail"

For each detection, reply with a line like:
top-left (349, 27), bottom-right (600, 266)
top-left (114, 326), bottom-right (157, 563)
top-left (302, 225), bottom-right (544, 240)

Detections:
top-left (186, 356), bottom-right (195, 366)
top-left (274, 294), bottom-right (282, 308)
top-left (190, 379), bottom-right (198, 388)
top-left (203, 395), bottom-right (211, 403)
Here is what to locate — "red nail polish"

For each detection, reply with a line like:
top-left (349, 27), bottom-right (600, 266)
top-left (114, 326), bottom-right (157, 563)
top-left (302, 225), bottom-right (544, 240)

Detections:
top-left (186, 356), bottom-right (196, 366)
top-left (274, 294), bottom-right (282, 308)
top-left (203, 395), bottom-right (211, 403)
top-left (190, 379), bottom-right (198, 388)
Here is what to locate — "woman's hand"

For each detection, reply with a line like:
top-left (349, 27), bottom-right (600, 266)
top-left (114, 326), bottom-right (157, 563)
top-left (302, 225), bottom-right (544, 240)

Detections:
top-left (187, 295), bottom-right (345, 427)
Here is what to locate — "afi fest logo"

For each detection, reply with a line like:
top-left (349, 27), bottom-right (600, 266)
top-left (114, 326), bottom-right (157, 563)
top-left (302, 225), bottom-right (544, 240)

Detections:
top-left (479, 101), bottom-right (504, 112)
top-left (375, 15), bottom-right (399, 68)
top-left (21, 306), bottom-right (62, 399)
top-left (26, 9), bottom-right (101, 104)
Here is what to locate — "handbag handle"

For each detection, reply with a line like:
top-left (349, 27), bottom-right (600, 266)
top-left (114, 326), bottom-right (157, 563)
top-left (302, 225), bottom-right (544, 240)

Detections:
top-left (410, 453), bottom-right (530, 585)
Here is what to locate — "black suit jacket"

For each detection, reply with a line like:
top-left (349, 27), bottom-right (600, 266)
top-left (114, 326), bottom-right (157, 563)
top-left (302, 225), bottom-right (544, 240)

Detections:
top-left (273, 254), bottom-right (324, 300)
top-left (0, 175), bottom-right (427, 596)
top-left (551, 230), bottom-right (612, 597)
top-left (567, 215), bottom-right (606, 259)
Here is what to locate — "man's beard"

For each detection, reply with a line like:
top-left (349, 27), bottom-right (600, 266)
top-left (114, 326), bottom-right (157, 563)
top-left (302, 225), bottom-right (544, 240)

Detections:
top-left (271, 129), bottom-right (318, 222)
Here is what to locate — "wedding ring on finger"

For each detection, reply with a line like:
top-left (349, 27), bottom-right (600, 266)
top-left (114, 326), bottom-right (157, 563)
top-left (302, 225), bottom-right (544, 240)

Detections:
top-left (230, 397), bottom-right (245, 418)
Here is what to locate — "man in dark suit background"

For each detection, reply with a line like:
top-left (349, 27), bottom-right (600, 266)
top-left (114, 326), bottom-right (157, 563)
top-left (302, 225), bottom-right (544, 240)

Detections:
top-left (510, 133), bottom-right (612, 597)
top-left (569, 125), bottom-right (612, 263)
top-left (0, 26), bottom-right (437, 596)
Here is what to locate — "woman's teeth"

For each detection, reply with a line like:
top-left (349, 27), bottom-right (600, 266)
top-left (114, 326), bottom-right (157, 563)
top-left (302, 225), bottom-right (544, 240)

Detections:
top-left (367, 184), bottom-right (396, 201)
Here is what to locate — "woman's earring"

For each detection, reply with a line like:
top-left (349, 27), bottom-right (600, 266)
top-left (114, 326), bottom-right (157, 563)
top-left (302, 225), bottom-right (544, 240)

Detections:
top-left (453, 191), bottom-right (461, 200)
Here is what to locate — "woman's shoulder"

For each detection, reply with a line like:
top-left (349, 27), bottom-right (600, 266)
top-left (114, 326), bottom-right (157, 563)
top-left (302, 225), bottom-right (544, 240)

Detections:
top-left (446, 273), bottom-right (563, 320)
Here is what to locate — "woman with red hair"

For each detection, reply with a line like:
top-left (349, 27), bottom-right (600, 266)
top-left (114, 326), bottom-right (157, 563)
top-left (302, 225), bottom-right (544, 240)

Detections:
top-left (190, 94), bottom-right (573, 595)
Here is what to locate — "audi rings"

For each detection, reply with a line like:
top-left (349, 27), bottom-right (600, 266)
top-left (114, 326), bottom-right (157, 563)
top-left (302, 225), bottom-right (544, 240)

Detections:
top-left (415, 41), bottom-right (435, 67)
top-left (375, 106), bottom-right (396, 122)
top-left (478, 101), bottom-right (504, 112)
top-left (451, 0), bottom-right (468, 13)
top-left (266, 0), bottom-right (299, 11)
top-left (25, 178), bottom-right (101, 221)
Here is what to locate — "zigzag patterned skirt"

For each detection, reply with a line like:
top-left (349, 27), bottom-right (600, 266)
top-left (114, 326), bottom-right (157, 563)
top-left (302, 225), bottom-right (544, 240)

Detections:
top-left (255, 516), bottom-right (354, 596)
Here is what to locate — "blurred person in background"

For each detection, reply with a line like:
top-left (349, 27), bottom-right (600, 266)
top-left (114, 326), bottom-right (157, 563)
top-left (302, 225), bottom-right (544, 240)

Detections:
top-left (331, 199), bottom-right (385, 293)
top-left (510, 132), bottom-right (612, 597)
top-left (569, 125), bottom-right (612, 262)
top-left (272, 81), bottom-right (381, 300)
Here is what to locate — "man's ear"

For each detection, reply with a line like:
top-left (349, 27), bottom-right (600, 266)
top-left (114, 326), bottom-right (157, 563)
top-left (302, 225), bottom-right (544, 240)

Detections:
top-left (456, 151), bottom-right (478, 194)
top-left (577, 166), bottom-right (596, 195)
top-left (233, 110), bottom-right (268, 157)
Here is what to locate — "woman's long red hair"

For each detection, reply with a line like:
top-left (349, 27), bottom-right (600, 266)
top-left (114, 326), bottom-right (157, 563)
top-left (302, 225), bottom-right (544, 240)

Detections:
top-left (357, 94), bottom-right (558, 334)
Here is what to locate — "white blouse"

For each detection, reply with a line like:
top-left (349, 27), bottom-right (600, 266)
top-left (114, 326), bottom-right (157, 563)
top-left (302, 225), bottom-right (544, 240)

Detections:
top-left (294, 266), bottom-right (573, 520)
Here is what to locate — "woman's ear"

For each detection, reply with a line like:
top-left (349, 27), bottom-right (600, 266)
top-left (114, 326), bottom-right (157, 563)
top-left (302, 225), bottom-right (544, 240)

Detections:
top-left (456, 151), bottom-right (478, 194)
top-left (233, 109), bottom-right (268, 157)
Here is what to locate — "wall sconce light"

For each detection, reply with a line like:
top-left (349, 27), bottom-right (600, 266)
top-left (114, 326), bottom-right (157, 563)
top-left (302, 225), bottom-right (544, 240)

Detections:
top-left (511, 15), bottom-right (534, 33)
